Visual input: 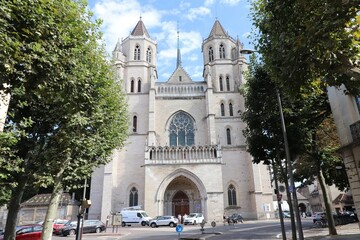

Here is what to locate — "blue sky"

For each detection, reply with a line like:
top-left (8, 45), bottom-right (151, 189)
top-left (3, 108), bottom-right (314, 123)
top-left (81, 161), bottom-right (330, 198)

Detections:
top-left (88, 0), bottom-right (254, 81)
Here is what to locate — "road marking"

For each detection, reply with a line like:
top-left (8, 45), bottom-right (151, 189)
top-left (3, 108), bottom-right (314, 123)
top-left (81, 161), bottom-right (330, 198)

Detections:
top-left (228, 223), bottom-right (281, 232)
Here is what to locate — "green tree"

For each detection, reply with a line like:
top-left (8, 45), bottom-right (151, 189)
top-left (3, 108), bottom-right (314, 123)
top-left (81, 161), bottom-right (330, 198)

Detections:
top-left (251, 0), bottom-right (360, 95)
top-left (0, 1), bottom-right (129, 239)
top-left (241, 57), bottom-right (341, 236)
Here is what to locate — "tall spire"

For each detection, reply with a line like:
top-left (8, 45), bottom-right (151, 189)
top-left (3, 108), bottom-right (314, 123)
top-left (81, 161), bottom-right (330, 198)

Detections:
top-left (208, 19), bottom-right (227, 38)
top-left (131, 17), bottom-right (150, 38)
top-left (177, 23), bottom-right (182, 68)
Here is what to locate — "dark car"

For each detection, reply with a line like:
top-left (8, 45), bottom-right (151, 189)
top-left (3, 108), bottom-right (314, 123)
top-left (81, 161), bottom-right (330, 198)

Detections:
top-left (230, 213), bottom-right (244, 223)
top-left (61, 220), bottom-right (106, 236)
top-left (0, 224), bottom-right (43, 240)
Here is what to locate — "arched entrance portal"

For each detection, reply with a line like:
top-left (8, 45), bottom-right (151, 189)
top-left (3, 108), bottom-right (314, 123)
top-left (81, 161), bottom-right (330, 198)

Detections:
top-left (163, 175), bottom-right (202, 218)
top-left (172, 191), bottom-right (189, 222)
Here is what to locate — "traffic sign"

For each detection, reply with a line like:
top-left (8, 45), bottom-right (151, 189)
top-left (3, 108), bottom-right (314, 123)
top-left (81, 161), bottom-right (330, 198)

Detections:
top-left (176, 224), bottom-right (183, 233)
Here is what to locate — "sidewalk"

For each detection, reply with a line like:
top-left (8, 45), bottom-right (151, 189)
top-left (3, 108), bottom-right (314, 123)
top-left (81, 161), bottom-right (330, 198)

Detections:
top-left (304, 222), bottom-right (360, 240)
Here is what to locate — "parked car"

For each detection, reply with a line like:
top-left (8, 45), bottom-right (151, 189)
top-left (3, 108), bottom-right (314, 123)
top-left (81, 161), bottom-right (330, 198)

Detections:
top-left (61, 220), bottom-right (106, 236)
top-left (60, 220), bottom-right (78, 236)
top-left (312, 212), bottom-right (326, 223)
top-left (52, 219), bottom-right (69, 235)
top-left (149, 216), bottom-right (178, 228)
top-left (0, 224), bottom-right (43, 240)
top-left (183, 213), bottom-right (205, 225)
top-left (282, 211), bottom-right (291, 218)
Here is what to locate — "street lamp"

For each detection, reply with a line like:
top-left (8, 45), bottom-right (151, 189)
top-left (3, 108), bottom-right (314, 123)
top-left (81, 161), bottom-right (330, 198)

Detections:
top-left (240, 49), bottom-right (304, 240)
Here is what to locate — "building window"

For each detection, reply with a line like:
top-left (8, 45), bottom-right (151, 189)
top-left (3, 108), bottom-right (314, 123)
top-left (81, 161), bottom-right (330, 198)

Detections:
top-left (179, 76), bottom-right (182, 82)
top-left (129, 187), bottom-right (138, 207)
top-left (229, 103), bottom-right (233, 116)
top-left (219, 76), bottom-right (223, 91)
top-left (226, 76), bottom-right (230, 91)
top-left (133, 116), bottom-right (137, 132)
top-left (356, 96), bottom-right (360, 113)
top-left (228, 184), bottom-right (237, 206)
top-left (209, 47), bottom-right (214, 62)
top-left (226, 128), bottom-right (231, 145)
top-left (169, 112), bottom-right (195, 146)
top-left (137, 79), bottom-right (141, 92)
top-left (146, 47), bottom-right (152, 63)
top-left (221, 103), bottom-right (225, 116)
top-left (219, 44), bottom-right (225, 59)
top-left (134, 45), bottom-right (140, 60)
top-left (130, 79), bottom-right (135, 93)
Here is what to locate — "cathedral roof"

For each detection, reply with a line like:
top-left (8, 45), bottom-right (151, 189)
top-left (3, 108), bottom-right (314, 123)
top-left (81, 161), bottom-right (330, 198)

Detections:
top-left (208, 19), bottom-right (227, 38)
top-left (167, 65), bottom-right (193, 84)
top-left (113, 38), bottom-right (122, 52)
top-left (131, 18), bottom-right (150, 38)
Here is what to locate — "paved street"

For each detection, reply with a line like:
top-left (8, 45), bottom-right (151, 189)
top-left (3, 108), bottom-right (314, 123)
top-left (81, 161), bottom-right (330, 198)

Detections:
top-left (52, 218), bottom-right (318, 240)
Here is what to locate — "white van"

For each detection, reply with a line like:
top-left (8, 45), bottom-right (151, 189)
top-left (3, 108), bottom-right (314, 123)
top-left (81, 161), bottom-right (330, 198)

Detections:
top-left (120, 207), bottom-right (152, 227)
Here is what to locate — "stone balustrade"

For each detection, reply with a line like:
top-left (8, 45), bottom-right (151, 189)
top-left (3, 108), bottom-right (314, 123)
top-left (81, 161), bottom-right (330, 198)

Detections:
top-left (156, 84), bottom-right (206, 98)
top-left (144, 145), bottom-right (222, 165)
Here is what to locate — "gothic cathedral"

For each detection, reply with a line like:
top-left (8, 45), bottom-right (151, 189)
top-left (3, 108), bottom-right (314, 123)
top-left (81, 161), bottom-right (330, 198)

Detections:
top-left (89, 18), bottom-right (273, 222)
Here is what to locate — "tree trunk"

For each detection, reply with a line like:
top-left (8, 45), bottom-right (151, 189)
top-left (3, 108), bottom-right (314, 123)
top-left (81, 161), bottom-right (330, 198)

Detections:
top-left (3, 175), bottom-right (29, 240)
top-left (41, 154), bottom-right (69, 240)
top-left (41, 180), bottom-right (63, 240)
top-left (318, 170), bottom-right (337, 235)
top-left (279, 158), bottom-right (297, 240)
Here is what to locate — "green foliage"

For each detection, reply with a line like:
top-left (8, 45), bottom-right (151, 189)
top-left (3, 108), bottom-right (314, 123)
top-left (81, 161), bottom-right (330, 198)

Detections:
top-left (0, 0), bottom-right (128, 207)
top-left (241, 57), bottom-right (348, 189)
top-left (251, 0), bottom-right (360, 95)
top-left (294, 118), bottom-right (349, 190)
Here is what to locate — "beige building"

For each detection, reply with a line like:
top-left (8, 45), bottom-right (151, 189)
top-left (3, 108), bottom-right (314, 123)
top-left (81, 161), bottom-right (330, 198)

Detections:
top-left (327, 85), bottom-right (360, 226)
top-left (0, 88), bottom-right (10, 131)
top-left (89, 19), bottom-right (273, 223)
top-left (11, 193), bottom-right (78, 225)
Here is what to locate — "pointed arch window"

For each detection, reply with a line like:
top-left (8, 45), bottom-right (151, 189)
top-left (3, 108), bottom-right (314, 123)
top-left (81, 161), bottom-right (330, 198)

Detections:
top-left (169, 112), bottom-right (195, 146)
top-left (209, 47), bottom-right (214, 62)
top-left (226, 76), bottom-right (230, 91)
top-left (228, 184), bottom-right (237, 206)
top-left (133, 116), bottom-right (137, 132)
top-left (226, 128), bottom-right (231, 145)
top-left (229, 103), bottom-right (233, 116)
top-left (219, 44), bottom-right (225, 59)
top-left (221, 103), bottom-right (225, 116)
top-left (137, 79), bottom-right (141, 92)
top-left (146, 47), bottom-right (152, 63)
top-left (130, 79), bottom-right (135, 93)
top-left (219, 76), bottom-right (223, 91)
top-left (129, 187), bottom-right (138, 207)
top-left (134, 45), bottom-right (140, 60)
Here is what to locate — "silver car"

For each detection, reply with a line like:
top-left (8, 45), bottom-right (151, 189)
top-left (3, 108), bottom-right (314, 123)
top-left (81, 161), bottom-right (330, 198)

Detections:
top-left (149, 216), bottom-right (178, 228)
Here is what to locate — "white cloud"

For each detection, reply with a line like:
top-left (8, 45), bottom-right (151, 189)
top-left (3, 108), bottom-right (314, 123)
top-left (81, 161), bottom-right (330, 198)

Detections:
top-left (92, 0), bottom-right (162, 53)
top-left (91, 0), bottom-right (207, 80)
top-left (242, 31), bottom-right (251, 39)
top-left (185, 7), bottom-right (211, 21)
top-left (155, 21), bottom-right (203, 80)
top-left (220, 0), bottom-right (241, 5)
top-left (204, 0), bottom-right (215, 6)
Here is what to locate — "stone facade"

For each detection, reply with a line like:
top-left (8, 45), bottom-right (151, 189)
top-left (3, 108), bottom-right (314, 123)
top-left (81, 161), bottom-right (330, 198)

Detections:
top-left (327, 85), bottom-right (360, 227)
top-left (89, 19), bottom-right (273, 224)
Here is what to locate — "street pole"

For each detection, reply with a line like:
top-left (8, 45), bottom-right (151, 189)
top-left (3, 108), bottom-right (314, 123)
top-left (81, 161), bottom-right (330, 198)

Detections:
top-left (272, 159), bottom-right (286, 240)
top-left (276, 89), bottom-right (304, 240)
top-left (80, 179), bottom-right (87, 240)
